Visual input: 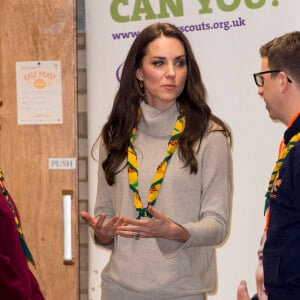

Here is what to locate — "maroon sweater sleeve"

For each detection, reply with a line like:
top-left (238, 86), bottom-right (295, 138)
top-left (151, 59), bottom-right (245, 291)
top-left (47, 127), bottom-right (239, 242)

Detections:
top-left (0, 192), bottom-right (44, 300)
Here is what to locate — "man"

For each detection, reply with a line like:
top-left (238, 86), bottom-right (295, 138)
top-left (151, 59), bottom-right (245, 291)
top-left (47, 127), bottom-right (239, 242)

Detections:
top-left (252, 31), bottom-right (300, 300)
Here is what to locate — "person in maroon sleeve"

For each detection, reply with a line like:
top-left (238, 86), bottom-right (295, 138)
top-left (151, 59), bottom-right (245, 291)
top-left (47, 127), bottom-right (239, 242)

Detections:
top-left (0, 169), bottom-right (44, 300)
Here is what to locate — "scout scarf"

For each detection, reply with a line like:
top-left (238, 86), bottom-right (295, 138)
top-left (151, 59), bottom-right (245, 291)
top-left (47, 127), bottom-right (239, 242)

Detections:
top-left (0, 169), bottom-right (35, 265)
top-left (264, 132), bottom-right (300, 230)
top-left (128, 112), bottom-right (186, 219)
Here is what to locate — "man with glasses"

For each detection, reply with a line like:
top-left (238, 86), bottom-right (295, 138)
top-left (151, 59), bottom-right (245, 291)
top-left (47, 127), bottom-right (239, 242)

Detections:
top-left (252, 31), bottom-right (300, 300)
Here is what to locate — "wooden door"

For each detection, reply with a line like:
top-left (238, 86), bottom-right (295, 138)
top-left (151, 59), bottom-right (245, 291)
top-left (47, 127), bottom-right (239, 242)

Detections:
top-left (0, 1), bottom-right (78, 299)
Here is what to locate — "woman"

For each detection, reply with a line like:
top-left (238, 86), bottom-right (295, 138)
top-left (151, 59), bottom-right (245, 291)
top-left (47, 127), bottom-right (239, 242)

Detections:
top-left (81, 22), bottom-right (232, 300)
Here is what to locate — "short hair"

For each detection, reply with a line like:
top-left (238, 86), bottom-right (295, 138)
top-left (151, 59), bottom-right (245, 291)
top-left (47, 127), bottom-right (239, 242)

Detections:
top-left (259, 31), bottom-right (300, 84)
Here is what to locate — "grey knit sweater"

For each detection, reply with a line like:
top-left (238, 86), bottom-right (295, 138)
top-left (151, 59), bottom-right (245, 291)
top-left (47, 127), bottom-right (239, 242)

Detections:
top-left (95, 101), bottom-right (233, 300)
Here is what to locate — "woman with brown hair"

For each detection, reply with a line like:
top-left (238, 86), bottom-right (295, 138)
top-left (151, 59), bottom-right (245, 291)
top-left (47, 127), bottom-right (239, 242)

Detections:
top-left (82, 22), bottom-right (232, 300)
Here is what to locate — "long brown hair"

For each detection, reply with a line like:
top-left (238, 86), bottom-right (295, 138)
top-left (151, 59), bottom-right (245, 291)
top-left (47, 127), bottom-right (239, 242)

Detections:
top-left (93, 22), bottom-right (231, 185)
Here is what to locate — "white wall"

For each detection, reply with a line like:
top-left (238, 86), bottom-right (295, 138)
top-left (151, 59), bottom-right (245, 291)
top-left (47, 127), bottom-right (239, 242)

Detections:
top-left (86, 1), bottom-right (299, 299)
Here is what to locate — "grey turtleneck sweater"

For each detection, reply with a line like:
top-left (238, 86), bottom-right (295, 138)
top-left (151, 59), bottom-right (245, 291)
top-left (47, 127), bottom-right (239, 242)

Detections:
top-left (95, 101), bottom-right (233, 299)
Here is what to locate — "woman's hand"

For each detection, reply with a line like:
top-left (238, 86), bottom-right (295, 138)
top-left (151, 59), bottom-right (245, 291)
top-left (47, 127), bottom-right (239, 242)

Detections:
top-left (115, 206), bottom-right (190, 242)
top-left (80, 211), bottom-right (126, 245)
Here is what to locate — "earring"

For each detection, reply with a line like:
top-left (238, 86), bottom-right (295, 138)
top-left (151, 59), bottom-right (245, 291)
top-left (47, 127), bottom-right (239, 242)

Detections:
top-left (138, 80), bottom-right (146, 101)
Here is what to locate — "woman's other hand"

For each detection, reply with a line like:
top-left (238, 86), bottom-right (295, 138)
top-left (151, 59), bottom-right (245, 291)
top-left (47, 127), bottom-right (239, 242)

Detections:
top-left (81, 211), bottom-right (125, 244)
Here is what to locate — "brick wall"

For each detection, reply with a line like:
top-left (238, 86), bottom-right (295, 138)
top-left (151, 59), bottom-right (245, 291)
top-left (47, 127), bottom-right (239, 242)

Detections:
top-left (77, 32), bottom-right (89, 300)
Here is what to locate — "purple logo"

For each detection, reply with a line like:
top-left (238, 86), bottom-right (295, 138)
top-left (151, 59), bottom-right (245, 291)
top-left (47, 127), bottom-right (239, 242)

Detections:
top-left (116, 62), bottom-right (124, 82)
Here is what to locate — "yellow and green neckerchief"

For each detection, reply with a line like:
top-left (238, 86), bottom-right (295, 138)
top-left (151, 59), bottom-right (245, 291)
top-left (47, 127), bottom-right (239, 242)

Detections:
top-left (264, 132), bottom-right (300, 230)
top-left (128, 111), bottom-right (186, 219)
top-left (0, 169), bottom-right (35, 265)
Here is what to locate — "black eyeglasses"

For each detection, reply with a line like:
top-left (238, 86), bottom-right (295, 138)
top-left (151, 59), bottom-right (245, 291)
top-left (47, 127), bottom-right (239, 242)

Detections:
top-left (253, 70), bottom-right (292, 87)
